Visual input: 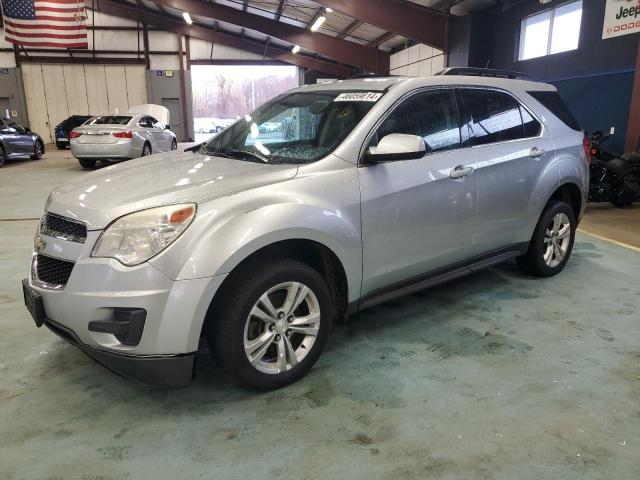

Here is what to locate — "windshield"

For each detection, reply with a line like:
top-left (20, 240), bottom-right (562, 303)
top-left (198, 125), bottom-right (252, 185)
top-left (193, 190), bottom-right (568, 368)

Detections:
top-left (201, 90), bottom-right (382, 164)
top-left (88, 116), bottom-right (132, 126)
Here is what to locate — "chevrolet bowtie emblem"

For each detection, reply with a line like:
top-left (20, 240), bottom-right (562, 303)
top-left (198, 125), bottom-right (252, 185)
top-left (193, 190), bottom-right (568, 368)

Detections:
top-left (34, 236), bottom-right (47, 253)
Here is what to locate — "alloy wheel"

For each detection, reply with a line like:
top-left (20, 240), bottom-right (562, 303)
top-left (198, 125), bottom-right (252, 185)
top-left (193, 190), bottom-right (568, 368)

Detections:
top-left (243, 281), bottom-right (321, 375)
top-left (543, 212), bottom-right (571, 268)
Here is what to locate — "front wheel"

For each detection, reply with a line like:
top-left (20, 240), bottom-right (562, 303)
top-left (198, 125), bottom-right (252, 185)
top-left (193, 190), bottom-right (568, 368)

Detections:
top-left (31, 140), bottom-right (43, 160)
top-left (206, 258), bottom-right (333, 390)
top-left (170, 139), bottom-right (177, 150)
top-left (141, 143), bottom-right (151, 157)
top-left (517, 200), bottom-right (576, 277)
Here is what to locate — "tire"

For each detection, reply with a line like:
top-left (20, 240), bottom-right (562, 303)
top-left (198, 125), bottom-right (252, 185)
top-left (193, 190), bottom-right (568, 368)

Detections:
top-left (171, 139), bottom-right (177, 150)
top-left (0, 145), bottom-right (5, 167)
top-left (31, 140), bottom-right (43, 160)
top-left (79, 159), bottom-right (96, 169)
top-left (56, 142), bottom-right (67, 150)
top-left (141, 143), bottom-right (151, 157)
top-left (517, 200), bottom-right (576, 277)
top-left (205, 258), bottom-right (334, 390)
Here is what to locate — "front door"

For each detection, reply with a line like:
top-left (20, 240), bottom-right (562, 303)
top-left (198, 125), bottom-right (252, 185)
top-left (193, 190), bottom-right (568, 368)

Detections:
top-left (359, 88), bottom-right (478, 296)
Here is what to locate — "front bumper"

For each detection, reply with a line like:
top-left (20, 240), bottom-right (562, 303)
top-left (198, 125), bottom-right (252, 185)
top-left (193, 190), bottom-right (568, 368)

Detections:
top-left (42, 314), bottom-right (195, 388)
top-left (25, 243), bottom-right (227, 387)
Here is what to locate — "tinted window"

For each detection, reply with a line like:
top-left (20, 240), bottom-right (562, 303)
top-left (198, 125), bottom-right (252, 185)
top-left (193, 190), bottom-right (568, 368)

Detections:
top-left (138, 117), bottom-right (154, 128)
top-left (88, 116), bottom-right (132, 126)
top-left (528, 90), bottom-right (580, 131)
top-left (375, 89), bottom-right (460, 154)
top-left (459, 89), bottom-right (525, 145)
top-left (520, 106), bottom-right (541, 137)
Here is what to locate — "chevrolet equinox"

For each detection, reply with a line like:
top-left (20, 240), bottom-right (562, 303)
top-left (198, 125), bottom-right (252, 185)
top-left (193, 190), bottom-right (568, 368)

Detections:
top-left (23, 70), bottom-right (588, 389)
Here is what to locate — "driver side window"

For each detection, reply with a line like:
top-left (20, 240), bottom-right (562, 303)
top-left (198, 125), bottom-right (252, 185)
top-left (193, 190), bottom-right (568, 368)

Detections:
top-left (375, 89), bottom-right (461, 154)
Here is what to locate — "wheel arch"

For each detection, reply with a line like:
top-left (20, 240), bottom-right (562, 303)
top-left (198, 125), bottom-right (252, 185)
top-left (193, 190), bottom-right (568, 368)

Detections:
top-left (201, 238), bottom-right (350, 340)
top-left (546, 182), bottom-right (583, 220)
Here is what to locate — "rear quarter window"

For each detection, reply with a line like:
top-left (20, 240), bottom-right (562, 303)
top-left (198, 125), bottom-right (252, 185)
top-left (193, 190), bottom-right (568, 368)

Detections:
top-left (527, 91), bottom-right (580, 131)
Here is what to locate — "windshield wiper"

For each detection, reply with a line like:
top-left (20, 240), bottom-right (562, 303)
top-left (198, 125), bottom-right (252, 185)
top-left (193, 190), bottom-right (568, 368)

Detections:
top-left (222, 149), bottom-right (270, 163)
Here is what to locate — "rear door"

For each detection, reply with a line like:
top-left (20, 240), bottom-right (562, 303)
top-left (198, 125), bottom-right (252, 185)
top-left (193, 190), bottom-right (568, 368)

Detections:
top-left (457, 88), bottom-right (553, 253)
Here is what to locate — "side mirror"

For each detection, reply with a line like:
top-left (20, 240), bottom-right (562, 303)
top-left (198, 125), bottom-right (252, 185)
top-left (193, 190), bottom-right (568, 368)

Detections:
top-left (165, 124), bottom-right (171, 130)
top-left (24, 127), bottom-right (31, 133)
top-left (363, 133), bottom-right (425, 163)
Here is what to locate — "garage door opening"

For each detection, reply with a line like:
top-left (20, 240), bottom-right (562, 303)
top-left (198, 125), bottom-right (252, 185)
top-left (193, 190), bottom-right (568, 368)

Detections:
top-left (191, 64), bottom-right (299, 143)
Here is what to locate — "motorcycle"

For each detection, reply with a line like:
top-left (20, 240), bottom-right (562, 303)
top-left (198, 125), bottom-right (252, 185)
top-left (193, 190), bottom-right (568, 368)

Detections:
top-left (586, 129), bottom-right (640, 208)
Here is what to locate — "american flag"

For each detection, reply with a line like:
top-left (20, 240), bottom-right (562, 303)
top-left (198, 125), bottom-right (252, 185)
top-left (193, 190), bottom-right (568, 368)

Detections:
top-left (1, 0), bottom-right (88, 48)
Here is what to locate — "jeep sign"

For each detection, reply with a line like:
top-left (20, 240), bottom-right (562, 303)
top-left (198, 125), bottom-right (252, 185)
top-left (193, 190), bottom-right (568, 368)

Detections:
top-left (603, 0), bottom-right (640, 39)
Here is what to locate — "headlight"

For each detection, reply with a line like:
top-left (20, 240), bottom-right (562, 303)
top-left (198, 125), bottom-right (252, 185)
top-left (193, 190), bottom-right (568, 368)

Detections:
top-left (91, 204), bottom-right (196, 266)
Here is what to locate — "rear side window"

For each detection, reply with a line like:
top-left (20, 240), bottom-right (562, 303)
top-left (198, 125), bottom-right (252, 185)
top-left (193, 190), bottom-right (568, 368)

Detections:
top-left (520, 106), bottom-right (541, 137)
top-left (527, 91), bottom-right (580, 131)
top-left (376, 89), bottom-right (461, 154)
top-left (459, 89), bottom-right (527, 146)
top-left (89, 116), bottom-right (132, 126)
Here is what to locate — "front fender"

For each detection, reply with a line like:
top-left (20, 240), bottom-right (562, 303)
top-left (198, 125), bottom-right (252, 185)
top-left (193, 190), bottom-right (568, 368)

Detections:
top-left (151, 202), bottom-right (363, 303)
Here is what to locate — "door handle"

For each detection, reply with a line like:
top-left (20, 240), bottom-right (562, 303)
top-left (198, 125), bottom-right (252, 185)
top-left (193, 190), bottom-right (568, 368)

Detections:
top-left (530, 147), bottom-right (546, 158)
top-left (450, 165), bottom-right (474, 179)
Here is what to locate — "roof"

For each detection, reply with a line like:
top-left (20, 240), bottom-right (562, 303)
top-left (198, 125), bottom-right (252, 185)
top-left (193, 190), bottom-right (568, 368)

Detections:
top-left (295, 75), bottom-right (556, 92)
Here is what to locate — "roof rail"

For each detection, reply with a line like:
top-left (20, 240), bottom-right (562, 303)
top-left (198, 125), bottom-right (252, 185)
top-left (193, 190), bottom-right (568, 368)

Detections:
top-left (435, 67), bottom-right (529, 80)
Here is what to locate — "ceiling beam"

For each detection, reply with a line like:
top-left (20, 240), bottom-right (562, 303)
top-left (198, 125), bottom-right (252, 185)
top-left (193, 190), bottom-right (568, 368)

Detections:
top-left (337, 20), bottom-right (362, 39)
top-left (311, 0), bottom-right (449, 51)
top-left (274, 0), bottom-right (286, 21)
top-left (148, 0), bottom-right (388, 72)
top-left (370, 31), bottom-right (396, 47)
top-left (91, 0), bottom-right (356, 77)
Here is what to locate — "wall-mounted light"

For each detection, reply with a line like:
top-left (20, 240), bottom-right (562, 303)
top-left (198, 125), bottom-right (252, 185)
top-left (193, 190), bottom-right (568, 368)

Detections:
top-left (182, 12), bottom-right (193, 25)
top-left (291, 45), bottom-right (301, 54)
top-left (310, 15), bottom-right (326, 32)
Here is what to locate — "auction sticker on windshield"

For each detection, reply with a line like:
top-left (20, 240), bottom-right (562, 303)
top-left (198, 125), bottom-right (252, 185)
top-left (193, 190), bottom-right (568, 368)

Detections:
top-left (334, 92), bottom-right (383, 102)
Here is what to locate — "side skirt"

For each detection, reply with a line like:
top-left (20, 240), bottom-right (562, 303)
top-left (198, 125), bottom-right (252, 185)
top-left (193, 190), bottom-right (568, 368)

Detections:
top-left (348, 243), bottom-right (528, 315)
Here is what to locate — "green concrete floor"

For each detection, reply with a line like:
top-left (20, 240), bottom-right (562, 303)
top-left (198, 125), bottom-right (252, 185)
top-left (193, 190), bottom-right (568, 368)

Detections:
top-left (1, 150), bottom-right (639, 479)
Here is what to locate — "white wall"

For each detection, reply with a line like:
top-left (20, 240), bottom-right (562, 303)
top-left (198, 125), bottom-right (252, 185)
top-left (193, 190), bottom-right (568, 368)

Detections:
top-left (389, 44), bottom-right (445, 77)
top-left (0, 37), bottom-right (16, 68)
top-left (21, 63), bottom-right (147, 143)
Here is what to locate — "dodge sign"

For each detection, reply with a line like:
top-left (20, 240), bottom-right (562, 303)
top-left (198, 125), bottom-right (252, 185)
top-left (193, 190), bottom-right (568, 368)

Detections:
top-left (603, 0), bottom-right (640, 39)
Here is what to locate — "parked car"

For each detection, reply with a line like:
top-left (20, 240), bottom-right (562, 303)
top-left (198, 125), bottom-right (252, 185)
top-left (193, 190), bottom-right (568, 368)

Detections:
top-left (0, 118), bottom-right (45, 167)
top-left (55, 115), bottom-right (92, 149)
top-left (70, 105), bottom-right (177, 169)
top-left (23, 71), bottom-right (588, 389)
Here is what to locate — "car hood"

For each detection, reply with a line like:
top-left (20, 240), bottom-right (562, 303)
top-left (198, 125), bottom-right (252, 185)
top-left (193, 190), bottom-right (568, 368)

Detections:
top-left (47, 151), bottom-right (298, 230)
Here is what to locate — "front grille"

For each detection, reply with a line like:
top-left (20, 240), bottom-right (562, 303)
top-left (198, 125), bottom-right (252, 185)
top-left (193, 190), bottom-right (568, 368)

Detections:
top-left (41, 213), bottom-right (87, 243)
top-left (35, 254), bottom-right (75, 287)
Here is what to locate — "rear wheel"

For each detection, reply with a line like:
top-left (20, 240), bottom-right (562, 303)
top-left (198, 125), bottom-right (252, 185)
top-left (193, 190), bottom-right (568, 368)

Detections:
top-left (79, 159), bottom-right (96, 169)
top-left (141, 143), bottom-right (151, 157)
top-left (171, 139), bottom-right (177, 150)
top-left (56, 142), bottom-right (67, 150)
top-left (206, 258), bottom-right (333, 390)
top-left (517, 200), bottom-right (576, 277)
top-left (0, 145), bottom-right (5, 167)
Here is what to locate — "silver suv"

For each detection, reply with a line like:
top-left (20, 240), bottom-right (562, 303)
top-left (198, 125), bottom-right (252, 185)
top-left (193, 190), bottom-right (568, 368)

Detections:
top-left (23, 71), bottom-right (588, 389)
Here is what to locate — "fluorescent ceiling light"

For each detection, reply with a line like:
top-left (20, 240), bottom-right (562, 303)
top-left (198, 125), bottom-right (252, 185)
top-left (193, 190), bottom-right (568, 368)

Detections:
top-left (325, 8), bottom-right (333, 12)
top-left (291, 45), bottom-right (301, 54)
top-left (310, 15), bottom-right (326, 32)
top-left (182, 12), bottom-right (193, 25)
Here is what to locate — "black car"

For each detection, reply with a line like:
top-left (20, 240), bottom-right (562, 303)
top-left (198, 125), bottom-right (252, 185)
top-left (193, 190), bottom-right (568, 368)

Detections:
top-left (55, 115), bottom-right (92, 149)
top-left (0, 118), bottom-right (45, 167)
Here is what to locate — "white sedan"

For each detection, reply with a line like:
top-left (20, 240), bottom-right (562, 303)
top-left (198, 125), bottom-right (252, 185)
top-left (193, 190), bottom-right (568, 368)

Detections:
top-left (70, 108), bottom-right (177, 169)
